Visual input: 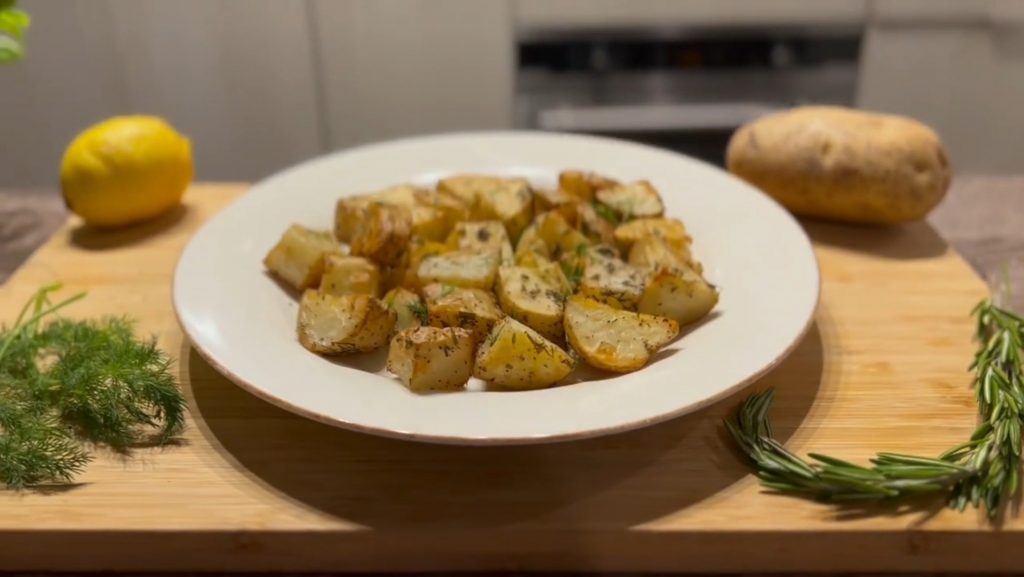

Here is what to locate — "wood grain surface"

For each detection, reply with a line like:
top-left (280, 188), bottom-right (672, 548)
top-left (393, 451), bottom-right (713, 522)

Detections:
top-left (0, 183), bottom-right (1016, 573)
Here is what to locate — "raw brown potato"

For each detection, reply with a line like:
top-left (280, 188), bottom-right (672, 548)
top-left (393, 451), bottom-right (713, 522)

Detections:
top-left (726, 105), bottom-right (951, 224)
top-left (297, 291), bottom-right (395, 354)
top-left (628, 236), bottom-right (699, 274)
top-left (476, 179), bottom-right (534, 242)
top-left (416, 250), bottom-right (500, 290)
top-left (319, 255), bottom-right (380, 297)
top-left (578, 253), bottom-right (648, 310)
top-left (383, 287), bottom-right (426, 332)
top-left (637, 265), bottom-right (718, 326)
top-left (596, 181), bottom-right (665, 220)
top-left (564, 295), bottom-right (679, 373)
top-left (263, 224), bottom-right (342, 290)
top-left (533, 187), bottom-right (580, 224)
top-left (427, 286), bottom-right (504, 340)
top-left (474, 317), bottom-right (575, 390)
top-left (350, 203), bottom-right (412, 266)
top-left (576, 202), bottom-right (617, 245)
top-left (516, 252), bottom-right (572, 296)
top-left (448, 221), bottom-right (514, 265)
top-left (558, 170), bottom-right (619, 202)
top-left (495, 265), bottom-right (566, 342)
top-left (613, 217), bottom-right (690, 254)
top-left (386, 326), bottom-right (475, 392)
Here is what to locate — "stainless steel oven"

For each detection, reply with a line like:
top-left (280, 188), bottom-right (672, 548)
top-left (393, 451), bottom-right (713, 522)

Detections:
top-left (515, 27), bottom-right (863, 166)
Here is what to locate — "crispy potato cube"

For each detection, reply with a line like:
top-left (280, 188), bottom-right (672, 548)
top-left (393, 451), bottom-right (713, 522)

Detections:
top-left (533, 187), bottom-right (580, 223)
top-left (576, 202), bottom-right (617, 245)
top-left (514, 223), bottom-right (551, 260)
top-left (613, 217), bottom-right (691, 253)
top-left (447, 221), bottom-right (514, 265)
top-left (596, 180), bottom-right (665, 220)
top-left (558, 170), bottom-right (619, 203)
top-left (396, 240), bottom-right (450, 289)
top-left (416, 250), bottom-right (500, 290)
top-left (437, 174), bottom-right (527, 213)
top-left (419, 282), bottom-right (451, 304)
top-left (333, 184), bottom-right (418, 243)
top-left (263, 224), bottom-right (342, 290)
top-left (414, 188), bottom-right (470, 239)
top-left (386, 326), bottom-right (475, 392)
top-left (578, 253), bottom-right (647, 310)
top-left (474, 317), bottom-right (575, 390)
top-left (516, 252), bottom-right (572, 296)
top-left (476, 179), bottom-right (534, 242)
top-left (427, 286), bottom-right (504, 340)
top-left (383, 287), bottom-right (427, 332)
top-left (495, 266), bottom-right (566, 342)
top-left (319, 255), bottom-right (380, 297)
top-left (638, 266), bottom-right (718, 326)
top-left (564, 295), bottom-right (678, 373)
top-left (350, 203), bottom-right (412, 266)
top-left (533, 210), bottom-right (573, 249)
top-left (628, 236), bottom-right (699, 274)
top-left (297, 291), bottom-right (395, 354)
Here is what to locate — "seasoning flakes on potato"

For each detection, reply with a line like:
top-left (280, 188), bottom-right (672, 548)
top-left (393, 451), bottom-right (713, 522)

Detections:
top-left (387, 326), bottom-right (476, 392)
top-left (474, 317), bottom-right (575, 390)
top-left (271, 168), bottom-right (718, 393)
top-left (564, 295), bottom-right (679, 373)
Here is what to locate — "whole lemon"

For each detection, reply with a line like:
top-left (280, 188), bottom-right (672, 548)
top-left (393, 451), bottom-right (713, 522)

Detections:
top-left (61, 116), bottom-right (193, 227)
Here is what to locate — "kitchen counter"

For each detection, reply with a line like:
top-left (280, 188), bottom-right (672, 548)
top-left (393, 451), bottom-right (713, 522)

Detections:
top-left (2, 177), bottom-right (1020, 288)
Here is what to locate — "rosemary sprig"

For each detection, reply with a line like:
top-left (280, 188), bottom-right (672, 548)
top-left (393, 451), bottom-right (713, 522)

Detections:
top-left (0, 284), bottom-right (187, 488)
top-left (726, 298), bottom-right (1024, 518)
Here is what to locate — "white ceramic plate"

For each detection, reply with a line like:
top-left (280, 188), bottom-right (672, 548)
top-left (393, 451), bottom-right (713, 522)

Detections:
top-left (173, 132), bottom-right (819, 445)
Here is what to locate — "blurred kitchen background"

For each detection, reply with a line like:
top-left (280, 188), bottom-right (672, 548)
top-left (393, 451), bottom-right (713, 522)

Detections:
top-left (2, 0), bottom-right (1023, 186)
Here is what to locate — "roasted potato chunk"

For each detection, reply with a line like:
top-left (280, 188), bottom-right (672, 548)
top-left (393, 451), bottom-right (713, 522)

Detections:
top-left (333, 184), bottom-right (418, 242)
top-left (514, 223), bottom-right (551, 260)
top-left (576, 202), bottom-right (617, 245)
top-left (476, 179), bottom-right (533, 242)
top-left (398, 240), bottom-right (450, 289)
top-left (297, 291), bottom-right (395, 354)
top-left (474, 317), bottom-right (575, 390)
top-left (628, 236), bottom-right (699, 274)
top-left (533, 210), bottom-right (573, 249)
top-left (319, 255), bottom-right (380, 297)
top-left (596, 180), bottom-right (665, 220)
top-left (263, 224), bottom-right (342, 290)
top-left (448, 221), bottom-right (514, 265)
top-left (495, 266), bottom-right (566, 342)
top-left (578, 254), bottom-right (648, 310)
top-left (416, 250), bottom-right (500, 290)
top-left (415, 188), bottom-right (470, 238)
top-left (350, 203), bottom-right (412, 266)
top-left (427, 286), bottom-right (505, 340)
top-left (383, 287), bottom-right (427, 332)
top-left (613, 217), bottom-right (690, 253)
top-left (564, 295), bottom-right (678, 372)
top-left (638, 266), bottom-right (718, 326)
top-left (533, 187), bottom-right (580, 223)
top-left (516, 252), bottom-right (572, 296)
top-left (437, 174), bottom-right (527, 213)
top-left (386, 326), bottom-right (475, 392)
top-left (558, 170), bottom-right (619, 203)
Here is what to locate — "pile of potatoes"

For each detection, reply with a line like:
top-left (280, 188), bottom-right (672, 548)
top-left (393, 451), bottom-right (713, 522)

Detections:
top-left (263, 171), bottom-right (718, 393)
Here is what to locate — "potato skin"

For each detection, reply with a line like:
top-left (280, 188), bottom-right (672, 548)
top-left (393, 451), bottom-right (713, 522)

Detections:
top-left (726, 106), bottom-right (951, 225)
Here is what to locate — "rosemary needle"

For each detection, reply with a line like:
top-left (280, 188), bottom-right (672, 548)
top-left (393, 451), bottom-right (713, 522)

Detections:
top-left (726, 298), bottom-right (1024, 519)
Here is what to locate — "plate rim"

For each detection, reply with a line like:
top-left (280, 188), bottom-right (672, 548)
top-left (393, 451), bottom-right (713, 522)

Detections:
top-left (173, 129), bottom-right (821, 445)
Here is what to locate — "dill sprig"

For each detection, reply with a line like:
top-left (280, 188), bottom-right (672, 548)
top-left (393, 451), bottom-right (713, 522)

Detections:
top-left (726, 299), bottom-right (1024, 518)
top-left (0, 284), bottom-right (187, 488)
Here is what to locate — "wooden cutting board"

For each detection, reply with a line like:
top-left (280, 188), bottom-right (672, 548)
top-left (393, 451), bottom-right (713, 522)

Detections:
top-left (0, 184), bottom-right (1011, 573)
